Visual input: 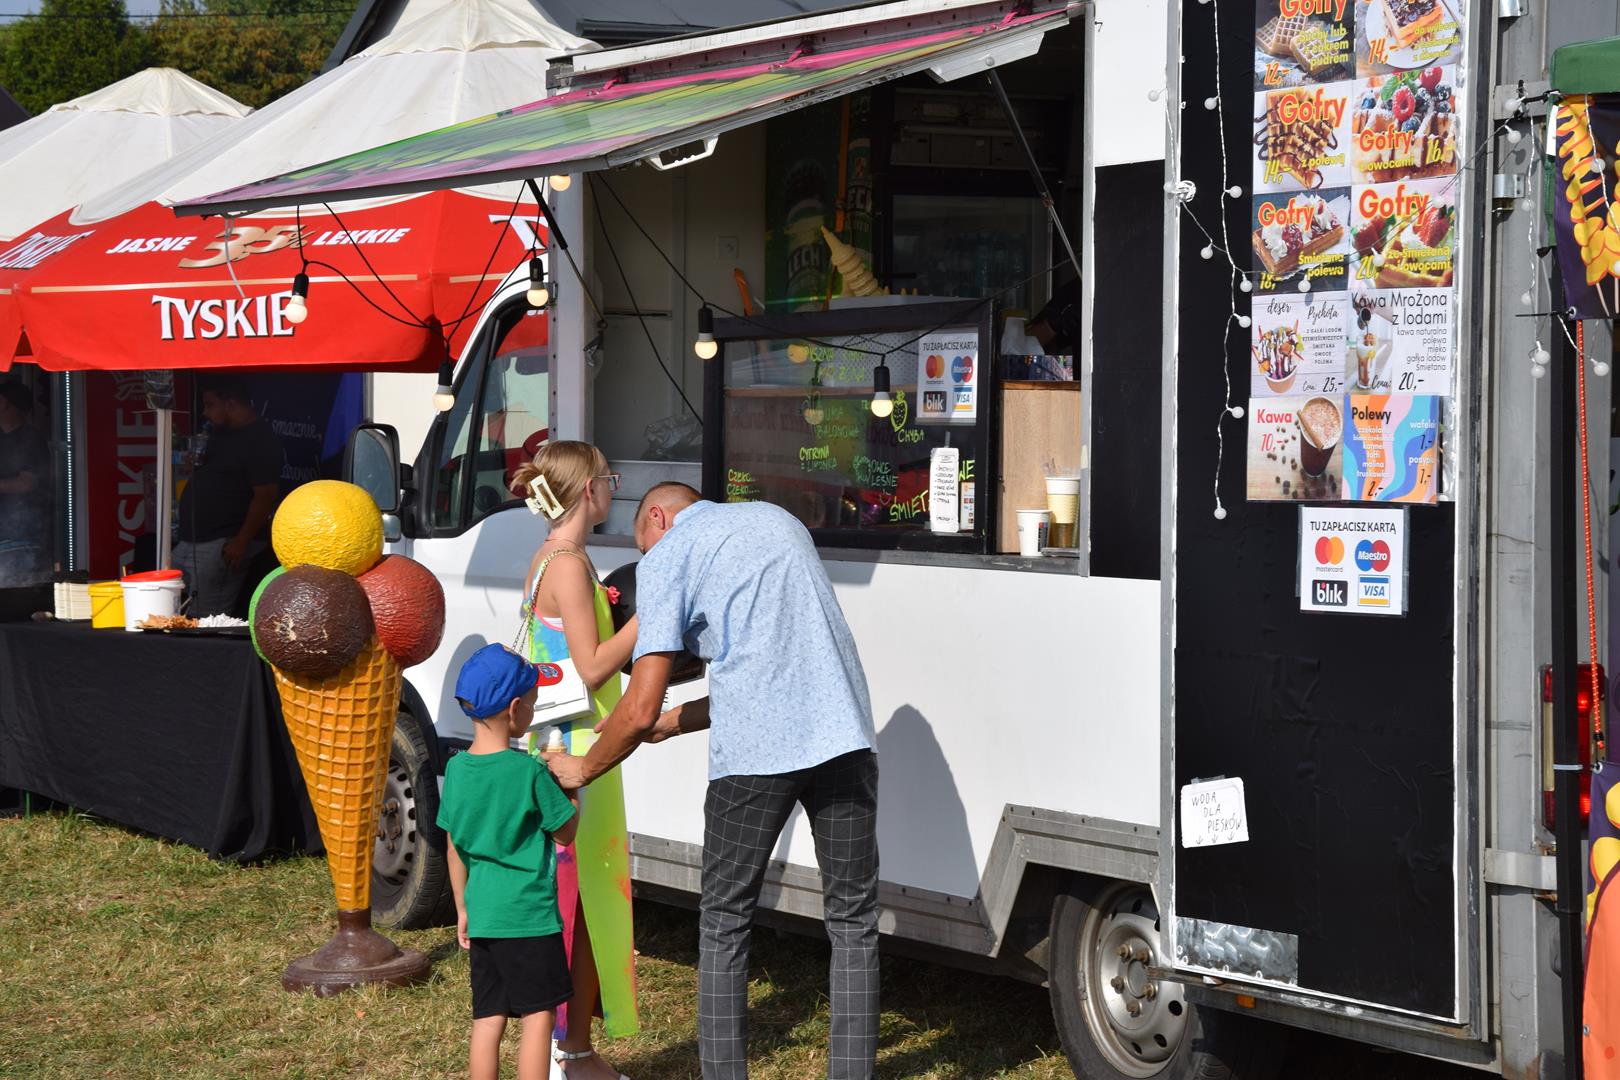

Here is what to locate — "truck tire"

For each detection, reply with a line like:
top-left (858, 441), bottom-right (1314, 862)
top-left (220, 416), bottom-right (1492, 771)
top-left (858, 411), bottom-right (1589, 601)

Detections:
top-left (1049, 881), bottom-right (1281, 1080)
top-left (371, 707), bottom-right (455, 930)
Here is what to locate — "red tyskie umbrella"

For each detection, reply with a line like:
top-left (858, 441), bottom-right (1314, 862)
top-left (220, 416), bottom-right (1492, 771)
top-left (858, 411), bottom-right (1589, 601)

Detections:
top-left (0, 191), bottom-right (542, 372)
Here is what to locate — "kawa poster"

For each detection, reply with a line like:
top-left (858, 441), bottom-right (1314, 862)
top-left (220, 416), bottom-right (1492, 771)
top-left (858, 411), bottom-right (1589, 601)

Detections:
top-left (1246, 0), bottom-right (1465, 505)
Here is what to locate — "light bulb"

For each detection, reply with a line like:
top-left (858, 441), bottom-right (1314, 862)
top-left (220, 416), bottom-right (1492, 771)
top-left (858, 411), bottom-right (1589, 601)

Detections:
top-left (1521, 291), bottom-right (1535, 306)
top-left (870, 363), bottom-right (893, 418)
top-left (1204, 96), bottom-right (1219, 111)
top-left (526, 257), bottom-right (550, 308)
top-left (694, 304), bottom-right (718, 360)
top-left (1594, 158), bottom-right (1607, 175)
top-left (1239, 278), bottom-right (1254, 293)
top-left (1520, 197), bottom-right (1535, 212)
top-left (1200, 245), bottom-right (1215, 260)
top-left (285, 271), bottom-right (309, 325)
top-left (548, 174), bottom-right (572, 192)
top-left (803, 406), bottom-right (824, 425)
top-left (1237, 315), bottom-right (1251, 328)
top-left (1597, 361), bottom-right (1613, 377)
top-left (1298, 277), bottom-right (1312, 293)
top-left (870, 393), bottom-right (894, 419)
top-left (1226, 185), bottom-right (1243, 198)
top-left (1532, 344), bottom-right (1552, 365)
top-left (432, 360), bottom-right (456, 413)
top-left (787, 343), bottom-right (810, 364)
top-left (1229, 405), bottom-right (1244, 419)
top-left (1506, 128), bottom-right (1523, 145)
top-left (1531, 364), bottom-right (1548, 380)
top-left (1372, 252), bottom-right (1386, 267)
top-left (1213, 505), bottom-right (1227, 519)
top-left (1148, 88), bottom-right (1162, 102)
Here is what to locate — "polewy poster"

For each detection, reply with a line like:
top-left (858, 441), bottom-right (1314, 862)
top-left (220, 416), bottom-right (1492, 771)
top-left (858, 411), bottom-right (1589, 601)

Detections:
top-left (1245, 0), bottom-right (1466, 505)
top-left (918, 330), bottom-right (978, 423)
top-left (1298, 505), bottom-right (1408, 615)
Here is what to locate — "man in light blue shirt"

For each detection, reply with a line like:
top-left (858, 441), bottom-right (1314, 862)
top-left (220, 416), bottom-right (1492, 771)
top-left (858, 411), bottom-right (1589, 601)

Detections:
top-left (543, 482), bottom-right (879, 1080)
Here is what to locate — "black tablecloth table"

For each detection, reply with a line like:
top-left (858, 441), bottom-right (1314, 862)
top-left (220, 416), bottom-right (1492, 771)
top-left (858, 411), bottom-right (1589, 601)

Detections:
top-left (0, 621), bottom-right (320, 861)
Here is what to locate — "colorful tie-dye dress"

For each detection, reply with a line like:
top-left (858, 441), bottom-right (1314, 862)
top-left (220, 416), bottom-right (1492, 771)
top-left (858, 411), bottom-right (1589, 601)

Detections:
top-left (522, 551), bottom-right (640, 1038)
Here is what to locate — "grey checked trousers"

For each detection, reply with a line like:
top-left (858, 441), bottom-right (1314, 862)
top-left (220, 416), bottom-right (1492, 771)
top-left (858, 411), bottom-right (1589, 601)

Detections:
top-left (699, 749), bottom-right (880, 1080)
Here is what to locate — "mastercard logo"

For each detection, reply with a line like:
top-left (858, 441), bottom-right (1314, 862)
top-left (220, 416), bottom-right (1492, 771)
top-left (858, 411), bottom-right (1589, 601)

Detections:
top-left (925, 354), bottom-right (945, 378)
top-left (1313, 535), bottom-right (1345, 565)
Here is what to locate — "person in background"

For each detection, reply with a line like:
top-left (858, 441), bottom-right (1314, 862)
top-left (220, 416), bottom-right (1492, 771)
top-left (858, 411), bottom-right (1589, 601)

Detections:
top-left (0, 380), bottom-right (51, 588)
top-left (174, 375), bottom-right (282, 617)
top-left (544, 482), bottom-right (880, 1080)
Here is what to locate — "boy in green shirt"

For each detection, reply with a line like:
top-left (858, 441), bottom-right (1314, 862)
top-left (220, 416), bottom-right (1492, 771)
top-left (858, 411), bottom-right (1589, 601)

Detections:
top-left (439, 644), bottom-right (580, 1080)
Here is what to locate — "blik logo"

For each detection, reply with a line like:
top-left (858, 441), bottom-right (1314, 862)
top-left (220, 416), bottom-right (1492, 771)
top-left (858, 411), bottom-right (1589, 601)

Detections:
top-left (1313, 535), bottom-right (1344, 565)
top-left (536, 663), bottom-right (566, 686)
top-left (1312, 579), bottom-right (1347, 607)
top-left (1358, 576), bottom-right (1390, 607)
top-left (950, 355), bottom-right (974, 384)
top-left (1355, 539), bottom-right (1391, 573)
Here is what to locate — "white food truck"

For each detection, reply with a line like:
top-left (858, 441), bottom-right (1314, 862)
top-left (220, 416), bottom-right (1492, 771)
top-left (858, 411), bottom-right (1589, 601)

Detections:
top-left (190, 0), bottom-right (1617, 1074)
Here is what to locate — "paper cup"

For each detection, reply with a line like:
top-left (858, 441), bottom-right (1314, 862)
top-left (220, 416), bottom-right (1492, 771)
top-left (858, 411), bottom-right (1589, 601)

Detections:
top-left (1016, 509), bottom-right (1051, 557)
top-left (1045, 476), bottom-right (1080, 549)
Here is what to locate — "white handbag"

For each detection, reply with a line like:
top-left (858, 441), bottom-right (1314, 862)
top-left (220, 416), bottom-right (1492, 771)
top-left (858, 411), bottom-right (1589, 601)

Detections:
top-left (515, 550), bottom-right (597, 729)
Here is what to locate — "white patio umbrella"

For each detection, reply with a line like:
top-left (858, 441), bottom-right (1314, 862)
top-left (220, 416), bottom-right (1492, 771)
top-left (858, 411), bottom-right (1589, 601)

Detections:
top-left (0, 68), bottom-right (249, 242)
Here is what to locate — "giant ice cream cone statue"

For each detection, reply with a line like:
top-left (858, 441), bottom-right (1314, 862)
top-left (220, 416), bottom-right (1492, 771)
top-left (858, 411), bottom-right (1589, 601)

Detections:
top-left (252, 481), bottom-right (446, 995)
top-left (820, 226), bottom-right (887, 298)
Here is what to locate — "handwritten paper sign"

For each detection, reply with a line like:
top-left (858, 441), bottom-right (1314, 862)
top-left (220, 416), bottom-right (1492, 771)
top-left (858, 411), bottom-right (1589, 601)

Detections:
top-left (929, 446), bottom-right (960, 534)
top-left (1180, 777), bottom-right (1250, 849)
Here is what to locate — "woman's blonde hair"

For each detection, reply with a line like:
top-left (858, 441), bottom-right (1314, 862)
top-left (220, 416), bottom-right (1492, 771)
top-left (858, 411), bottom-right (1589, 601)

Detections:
top-left (510, 441), bottom-right (609, 521)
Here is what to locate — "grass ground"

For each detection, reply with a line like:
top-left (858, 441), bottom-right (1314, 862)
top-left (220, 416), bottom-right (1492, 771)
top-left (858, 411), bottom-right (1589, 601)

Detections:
top-left (0, 812), bottom-right (1073, 1079)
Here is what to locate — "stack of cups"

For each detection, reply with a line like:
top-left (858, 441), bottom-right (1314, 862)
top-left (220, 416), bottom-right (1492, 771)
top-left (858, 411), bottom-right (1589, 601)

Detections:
top-left (1045, 476), bottom-right (1080, 549)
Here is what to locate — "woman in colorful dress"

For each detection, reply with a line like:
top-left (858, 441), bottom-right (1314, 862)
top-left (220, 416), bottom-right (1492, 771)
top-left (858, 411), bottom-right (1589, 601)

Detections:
top-left (511, 441), bottom-right (640, 1080)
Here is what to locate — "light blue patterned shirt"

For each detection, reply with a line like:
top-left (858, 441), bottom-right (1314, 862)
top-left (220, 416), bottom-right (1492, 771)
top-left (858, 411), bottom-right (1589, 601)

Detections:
top-left (633, 500), bottom-right (875, 780)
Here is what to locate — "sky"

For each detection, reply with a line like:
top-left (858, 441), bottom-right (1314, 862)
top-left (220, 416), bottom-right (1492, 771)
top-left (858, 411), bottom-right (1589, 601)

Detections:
top-left (0, 0), bottom-right (164, 16)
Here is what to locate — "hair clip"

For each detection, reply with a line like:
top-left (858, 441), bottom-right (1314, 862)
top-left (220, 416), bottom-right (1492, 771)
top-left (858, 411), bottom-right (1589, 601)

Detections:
top-left (526, 474), bottom-right (565, 519)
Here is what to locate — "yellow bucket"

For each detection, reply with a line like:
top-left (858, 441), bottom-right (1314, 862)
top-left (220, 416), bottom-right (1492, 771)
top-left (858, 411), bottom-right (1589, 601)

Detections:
top-left (89, 581), bottom-right (125, 629)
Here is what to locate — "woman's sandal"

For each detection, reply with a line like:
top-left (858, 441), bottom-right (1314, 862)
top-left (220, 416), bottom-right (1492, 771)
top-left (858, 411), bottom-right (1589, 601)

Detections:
top-left (554, 1047), bottom-right (631, 1080)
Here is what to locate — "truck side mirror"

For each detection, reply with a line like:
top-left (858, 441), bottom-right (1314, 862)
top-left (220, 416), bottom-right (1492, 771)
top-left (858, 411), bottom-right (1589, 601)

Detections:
top-left (344, 424), bottom-right (401, 515)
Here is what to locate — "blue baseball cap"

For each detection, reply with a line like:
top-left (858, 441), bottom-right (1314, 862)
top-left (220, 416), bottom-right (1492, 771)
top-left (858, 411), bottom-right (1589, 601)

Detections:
top-left (456, 644), bottom-right (548, 719)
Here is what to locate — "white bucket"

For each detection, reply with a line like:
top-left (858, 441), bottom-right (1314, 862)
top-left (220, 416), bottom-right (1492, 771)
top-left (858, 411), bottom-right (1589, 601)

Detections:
top-left (120, 571), bottom-right (184, 631)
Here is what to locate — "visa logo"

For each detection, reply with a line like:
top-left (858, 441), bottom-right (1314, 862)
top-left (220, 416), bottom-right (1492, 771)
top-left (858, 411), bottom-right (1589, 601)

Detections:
top-left (1358, 576), bottom-right (1390, 607)
top-left (1312, 579), bottom-right (1347, 607)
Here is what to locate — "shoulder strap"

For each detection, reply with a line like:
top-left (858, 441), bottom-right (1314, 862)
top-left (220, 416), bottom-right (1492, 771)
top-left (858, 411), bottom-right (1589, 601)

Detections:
top-left (515, 548), bottom-right (594, 652)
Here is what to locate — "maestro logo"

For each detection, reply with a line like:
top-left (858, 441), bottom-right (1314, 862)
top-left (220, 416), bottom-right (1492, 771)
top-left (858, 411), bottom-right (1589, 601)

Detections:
top-left (950, 354), bottom-right (974, 384)
top-left (1313, 535), bottom-right (1345, 566)
top-left (1355, 539), bottom-right (1392, 573)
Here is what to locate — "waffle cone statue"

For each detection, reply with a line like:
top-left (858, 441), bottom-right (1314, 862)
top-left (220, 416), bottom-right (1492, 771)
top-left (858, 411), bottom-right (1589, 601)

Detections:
top-left (821, 226), bottom-right (887, 297)
top-left (252, 481), bottom-right (447, 995)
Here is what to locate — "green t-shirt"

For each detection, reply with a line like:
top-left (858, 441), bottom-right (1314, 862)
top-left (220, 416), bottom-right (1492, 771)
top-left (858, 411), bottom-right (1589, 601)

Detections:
top-left (436, 749), bottom-right (577, 938)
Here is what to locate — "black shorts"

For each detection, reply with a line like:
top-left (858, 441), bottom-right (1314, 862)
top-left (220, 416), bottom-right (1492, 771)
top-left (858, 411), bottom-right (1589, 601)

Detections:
top-left (469, 933), bottom-right (573, 1019)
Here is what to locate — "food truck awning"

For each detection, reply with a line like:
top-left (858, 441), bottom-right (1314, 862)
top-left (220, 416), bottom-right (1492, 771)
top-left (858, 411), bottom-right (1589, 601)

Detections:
top-left (178, 0), bottom-right (1078, 217)
top-left (1550, 33), bottom-right (1620, 95)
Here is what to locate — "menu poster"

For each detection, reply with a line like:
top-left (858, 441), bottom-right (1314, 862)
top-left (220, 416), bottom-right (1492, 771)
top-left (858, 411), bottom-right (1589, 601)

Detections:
top-left (1251, 291), bottom-right (1350, 399)
top-left (1355, 0), bottom-right (1464, 75)
top-left (1252, 189), bottom-right (1352, 293)
top-left (1254, 0), bottom-right (1356, 88)
top-left (1341, 393), bottom-right (1439, 502)
top-left (1246, 394), bottom-right (1345, 502)
top-left (1246, 0), bottom-right (1463, 505)
top-left (918, 331), bottom-right (979, 423)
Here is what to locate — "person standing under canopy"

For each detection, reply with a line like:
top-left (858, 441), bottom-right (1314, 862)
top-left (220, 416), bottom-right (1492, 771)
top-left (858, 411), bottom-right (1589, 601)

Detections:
top-left (174, 375), bottom-right (282, 617)
top-left (0, 380), bottom-right (52, 589)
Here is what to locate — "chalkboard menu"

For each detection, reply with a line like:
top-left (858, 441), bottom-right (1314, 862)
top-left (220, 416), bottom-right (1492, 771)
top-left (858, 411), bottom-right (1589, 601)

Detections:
top-left (704, 301), bottom-right (994, 552)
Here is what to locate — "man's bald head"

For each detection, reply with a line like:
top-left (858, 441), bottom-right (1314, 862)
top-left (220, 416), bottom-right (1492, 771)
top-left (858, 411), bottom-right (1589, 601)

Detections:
top-left (634, 481), bottom-right (701, 553)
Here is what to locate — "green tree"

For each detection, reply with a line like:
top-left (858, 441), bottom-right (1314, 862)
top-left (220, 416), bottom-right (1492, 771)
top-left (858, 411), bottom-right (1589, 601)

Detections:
top-left (147, 0), bottom-right (352, 110)
top-left (0, 0), bottom-right (152, 116)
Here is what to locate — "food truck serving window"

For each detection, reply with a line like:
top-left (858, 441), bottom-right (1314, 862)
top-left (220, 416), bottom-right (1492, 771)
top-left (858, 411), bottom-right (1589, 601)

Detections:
top-left (704, 302), bottom-right (995, 554)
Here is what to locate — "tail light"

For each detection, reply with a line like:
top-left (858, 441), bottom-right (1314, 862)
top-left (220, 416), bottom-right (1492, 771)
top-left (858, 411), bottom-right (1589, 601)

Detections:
top-left (1542, 663), bottom-right (1607, 830)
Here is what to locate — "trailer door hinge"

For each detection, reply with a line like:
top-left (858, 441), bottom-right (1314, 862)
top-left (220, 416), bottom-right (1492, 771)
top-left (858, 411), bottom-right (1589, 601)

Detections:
top-left (1484, 848), bottom-right (1557, 890)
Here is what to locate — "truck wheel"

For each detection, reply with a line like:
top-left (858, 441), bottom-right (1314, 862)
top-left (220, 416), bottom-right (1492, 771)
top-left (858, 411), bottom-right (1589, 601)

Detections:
top-left (1049, 881), bottom-right (1280, 1080)
top-left (371, 707), bottom-right (454, 929)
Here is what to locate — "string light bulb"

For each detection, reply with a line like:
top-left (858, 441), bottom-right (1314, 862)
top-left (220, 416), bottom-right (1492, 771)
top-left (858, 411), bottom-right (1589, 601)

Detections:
top-left (1204, 96), bottom-right (1219, 110)
top-left (1229, 406), bottom-right (1244, 418)
top-left (1148, 88), bottom-right (1162, 102)
top-left (284, 271), bottom-right (309, 325)
top-left (1521, 290), bottom-right (1535, 306)
top-left (1596, 360), bottom-right (1612, 377)
top-left (1297, 278), bottom-right (1312, 293)
top-left (1532, 341), bottom-right (1552, 366)
top-left (1213, 505), bottom-right (1227, 519)
top-left (1237, 315), bottom-right (1251, 328)
top-left (1520, 196), bottom-right (1536, 212)
top-left (803, 403), bottom-right (824, 426)
top-left (1594, 158), bottom-right (1606, 175)
top-left (1200, 244), bottom-right (1215, 260)
top-left (1239, 278), bottom-right (1254, 294)
top-left (526, 257), bottom-right (551, 308)
top-left (547, 174), bottom-right (572, 192)
top-left (693, 304), bottom-right (719, 360)
top-left (1226, 185), bottom-right (1243, 198)
top-left (1506, 128), bottom-right (1523, 145)
top-left (433, 360), bottom-right (456, 413)
top-left (870, 362), bottom-right (894, 419)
